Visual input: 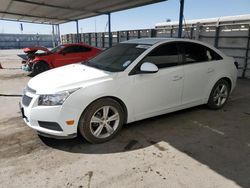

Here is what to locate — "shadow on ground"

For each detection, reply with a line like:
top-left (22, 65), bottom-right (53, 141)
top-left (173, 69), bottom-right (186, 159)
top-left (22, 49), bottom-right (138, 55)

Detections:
top-left (40, 79), bottom-right (250, 187)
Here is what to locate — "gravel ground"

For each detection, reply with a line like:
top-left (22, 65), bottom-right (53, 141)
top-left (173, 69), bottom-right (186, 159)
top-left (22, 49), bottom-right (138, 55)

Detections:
top-left (0, 50), bottom-right (250, 188)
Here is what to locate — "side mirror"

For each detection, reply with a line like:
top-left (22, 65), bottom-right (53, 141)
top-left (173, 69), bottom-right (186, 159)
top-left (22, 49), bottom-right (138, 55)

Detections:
top-left (140, 62), bottom-right (158, 74)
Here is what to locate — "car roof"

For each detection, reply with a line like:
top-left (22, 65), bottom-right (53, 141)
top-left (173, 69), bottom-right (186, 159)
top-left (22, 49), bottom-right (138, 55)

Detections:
top-left (61, 43), bottom-right (100, 50)
top-left (62, 43), bottom-right (85, 46)
top-left (122, 38), bottom-right (173, 45)
top-left (122, 38), bottom-right (226, 58)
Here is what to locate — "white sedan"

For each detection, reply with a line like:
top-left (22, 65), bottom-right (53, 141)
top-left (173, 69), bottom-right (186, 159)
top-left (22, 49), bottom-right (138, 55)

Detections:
top-left (20, 38), bottom-right (238, 143)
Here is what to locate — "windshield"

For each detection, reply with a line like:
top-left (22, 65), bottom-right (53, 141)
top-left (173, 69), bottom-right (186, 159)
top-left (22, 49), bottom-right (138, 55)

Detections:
top-left (85, 43), bottom-right (151, 72)
top-left (50, 45), bottom-right (65, 53)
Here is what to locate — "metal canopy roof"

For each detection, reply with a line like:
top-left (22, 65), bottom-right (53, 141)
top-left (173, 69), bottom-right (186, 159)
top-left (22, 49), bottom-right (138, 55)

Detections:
top-left (0, 0), bottom-right (166, 24)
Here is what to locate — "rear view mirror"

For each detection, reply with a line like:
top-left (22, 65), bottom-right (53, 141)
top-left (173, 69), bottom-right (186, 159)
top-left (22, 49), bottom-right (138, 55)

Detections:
top-left (140, 62), bottom-right (158, 74)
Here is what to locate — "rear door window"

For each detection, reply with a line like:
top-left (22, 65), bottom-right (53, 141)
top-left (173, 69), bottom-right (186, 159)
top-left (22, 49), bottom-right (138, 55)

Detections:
top-left (78, 46), bottom-right (91, 52)
top-left (180, 42), bottom-right (223, 64)
top-left (62, 46), bottom-right (79, 54)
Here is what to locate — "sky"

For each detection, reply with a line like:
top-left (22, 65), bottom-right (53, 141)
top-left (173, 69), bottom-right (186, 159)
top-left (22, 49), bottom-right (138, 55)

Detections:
top-left (0, 0), bottom-right (249, 35)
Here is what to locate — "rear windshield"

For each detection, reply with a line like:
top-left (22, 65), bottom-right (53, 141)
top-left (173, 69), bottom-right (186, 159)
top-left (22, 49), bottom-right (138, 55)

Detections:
top-left (85, 43), bottom-right (150, 72)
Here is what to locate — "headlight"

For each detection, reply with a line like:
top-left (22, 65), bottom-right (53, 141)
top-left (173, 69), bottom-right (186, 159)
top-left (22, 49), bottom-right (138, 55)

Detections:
top-left (38, 88), bottom-right (79, 106)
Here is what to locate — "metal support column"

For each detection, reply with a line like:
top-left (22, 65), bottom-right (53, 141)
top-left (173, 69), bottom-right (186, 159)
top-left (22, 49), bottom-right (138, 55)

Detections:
top-left (214, 23), bottom-right (220, 48)
top-left (76, 20), bottom-right (80, 43)
top-left (108, 13), bottom-right (112, 47)
top-left (51, 24), bottom-right (55, 47)
top-left (57, 24), bottom-right (61, 44)
top-left (242, 25), bottom-right (250, 78)
top-left (178, 0), bottom-right (185, 38)
top-left (170, 25), bottom-right (173, 37)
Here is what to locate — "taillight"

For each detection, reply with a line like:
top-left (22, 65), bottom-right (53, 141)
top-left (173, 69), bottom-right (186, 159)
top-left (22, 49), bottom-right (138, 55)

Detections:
top-left (234, 61), bottom-right (238, 69)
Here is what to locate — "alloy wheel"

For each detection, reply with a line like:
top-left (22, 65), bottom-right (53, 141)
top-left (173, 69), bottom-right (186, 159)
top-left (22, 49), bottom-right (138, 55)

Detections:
top-left (213, 84), bottom-right (228, 107)
top-left (90, 106), bottom-right (120, 139)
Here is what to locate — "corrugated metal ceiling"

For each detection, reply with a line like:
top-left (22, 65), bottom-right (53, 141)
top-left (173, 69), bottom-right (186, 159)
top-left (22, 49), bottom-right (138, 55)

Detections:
top-left (0, 0), bottom-right (166, 24)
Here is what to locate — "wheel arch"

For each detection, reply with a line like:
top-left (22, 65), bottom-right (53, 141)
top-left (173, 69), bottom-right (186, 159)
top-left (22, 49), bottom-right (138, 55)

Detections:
top-left (33, 60), bottom-right (50, 68)
top-left (79, 96), bottom-right (128, 125)
top-left (205, 76), bottom-right (233, 104)
top-left (217, 77), bottom-right (232, 92)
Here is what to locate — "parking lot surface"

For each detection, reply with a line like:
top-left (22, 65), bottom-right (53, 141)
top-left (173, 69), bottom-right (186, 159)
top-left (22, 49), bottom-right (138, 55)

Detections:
top-left (0, 50), bottom-right (250, 188)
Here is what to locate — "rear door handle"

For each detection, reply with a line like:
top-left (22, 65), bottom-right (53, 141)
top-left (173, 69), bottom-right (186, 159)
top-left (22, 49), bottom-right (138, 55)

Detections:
top-left (172, 75), bottom-right (183, 81)
top-left (207, 68), bottom-right (215, 73)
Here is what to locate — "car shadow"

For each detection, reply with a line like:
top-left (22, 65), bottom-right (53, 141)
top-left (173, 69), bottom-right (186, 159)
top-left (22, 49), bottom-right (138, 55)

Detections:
top-left (40, 104), bottom-right (250, 187)
top-left (40, 80), bottom-right (250, 188)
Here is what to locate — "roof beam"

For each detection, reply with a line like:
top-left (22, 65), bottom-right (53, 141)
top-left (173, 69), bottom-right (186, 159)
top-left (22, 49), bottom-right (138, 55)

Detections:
top-left (0, 18), bottom-right (53, 25)
top-left (13, 0), bottom-right (104, 14)
top-left (0, 11), bottom-right (72, 23)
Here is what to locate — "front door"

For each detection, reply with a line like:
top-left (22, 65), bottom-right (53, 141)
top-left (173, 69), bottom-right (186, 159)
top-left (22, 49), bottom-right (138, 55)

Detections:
top-left (130, 42), bottom-right (184, 120)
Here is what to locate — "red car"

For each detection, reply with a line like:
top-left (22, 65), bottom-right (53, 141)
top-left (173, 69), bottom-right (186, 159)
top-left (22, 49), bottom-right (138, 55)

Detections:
top-left (22, 43), bottom-right (102, 76)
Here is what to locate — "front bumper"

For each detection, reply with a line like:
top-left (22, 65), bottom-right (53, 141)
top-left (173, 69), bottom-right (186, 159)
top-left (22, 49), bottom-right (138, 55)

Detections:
top-left (21, 61), bottom-right (33, 72)
top-left (20, 90), bottom-right (80, 138)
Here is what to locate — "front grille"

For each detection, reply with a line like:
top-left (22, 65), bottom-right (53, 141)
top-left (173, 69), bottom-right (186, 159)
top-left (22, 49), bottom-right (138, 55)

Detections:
top-left (22, 95), bottom-right (32, 107)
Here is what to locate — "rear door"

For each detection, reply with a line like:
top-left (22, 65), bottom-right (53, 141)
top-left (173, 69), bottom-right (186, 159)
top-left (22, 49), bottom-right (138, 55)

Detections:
top-left (180, 42), bottom-right (219, 105)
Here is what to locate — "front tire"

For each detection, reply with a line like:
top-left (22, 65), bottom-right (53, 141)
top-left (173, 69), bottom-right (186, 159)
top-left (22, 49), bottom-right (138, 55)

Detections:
top-left (207, 79), bottom-right (230, 109)
top-left (32, 61), bottom-right (49, 76)
top-left (78, 98), bottom-right (125, 143)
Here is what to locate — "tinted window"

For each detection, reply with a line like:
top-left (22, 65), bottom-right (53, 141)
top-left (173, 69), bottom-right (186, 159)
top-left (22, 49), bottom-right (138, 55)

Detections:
top-left (181, 42), bottom-right (208, 64)
top-left (206, 47), bottom-right (223, 61)
top-left (180, 42), bottom-right (223, 64)
top-left (86, 43), bottom-right (149, 72)
top-left (78, 46), bottom-right (91, 52)
top-left (62, 46), bottom-right (79, 54)
top-left (142, 42), bottom-right (180, 69)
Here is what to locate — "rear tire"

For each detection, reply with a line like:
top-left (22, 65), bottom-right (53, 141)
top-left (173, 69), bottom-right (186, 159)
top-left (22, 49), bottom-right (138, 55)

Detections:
top-left (78, 98), bottom-right (125, 144)
top-left (32, 61), bottom-right (49, 76)
top-left (207, 79), bottom-right (230, 109)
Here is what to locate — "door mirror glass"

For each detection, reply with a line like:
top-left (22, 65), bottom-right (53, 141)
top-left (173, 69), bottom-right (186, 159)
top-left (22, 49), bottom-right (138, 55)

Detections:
top-left (140, 62), bottom-right (158, 74)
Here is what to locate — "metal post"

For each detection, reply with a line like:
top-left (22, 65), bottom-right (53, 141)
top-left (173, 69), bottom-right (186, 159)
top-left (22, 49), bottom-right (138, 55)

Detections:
top-left (52, 24), bottom-right (55, 47)
top-left (195, 22), bottom-right (201, 41)
top-left (137, 30), bottom-right (141, 39)
top-left (102, 33), bottom-right (105, 48)
top-left (242, 25), bottom-right (250, 78)
top-left (214, 23), bottom-right (220, 48)
top-left (108, 13), bottom-right (112, 47)
top-left (57, 24), bottom-right (61, 44)
top-left (178, 0), bottom-right (184, 38)
top-left (117, 31), bottom-right (120, 43)
top-left (88, 33), bottom-right (91, 45)
top-left (150, 29), bottom-right (156, 38)
top-left (126, 31), bottom-right (129, 40)
top-left (190, 24), bottom-right (194, 39)
top-left (76, 20), bottom-right (80, 43)
top-left (95, 33), bottom-right (98, 47)
top-left (170, 26), bottom-right (173, 38)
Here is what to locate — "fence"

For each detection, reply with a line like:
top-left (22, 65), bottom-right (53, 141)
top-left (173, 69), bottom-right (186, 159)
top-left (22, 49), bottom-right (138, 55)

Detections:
top-left (0, 33), bottom-right (57, 49)
top-left (62, 23), bottom-right (250, 78)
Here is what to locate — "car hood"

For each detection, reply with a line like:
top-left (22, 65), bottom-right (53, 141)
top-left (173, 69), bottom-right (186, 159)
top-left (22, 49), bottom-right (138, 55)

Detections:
top-left (23, 46), bottom-right (50, 53)
top-left (28, 64), bottom-right (115, 94)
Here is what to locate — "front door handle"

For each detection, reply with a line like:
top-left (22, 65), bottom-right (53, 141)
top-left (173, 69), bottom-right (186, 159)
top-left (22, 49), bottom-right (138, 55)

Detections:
top-left (172, 75), bottom-right (183, 81)
top-left (207, 68), bottom-right (215, 73)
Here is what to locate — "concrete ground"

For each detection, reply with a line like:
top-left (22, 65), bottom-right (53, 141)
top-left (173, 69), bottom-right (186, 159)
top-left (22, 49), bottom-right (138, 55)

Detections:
top-left (0, 50), bottom-right (250, 188)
